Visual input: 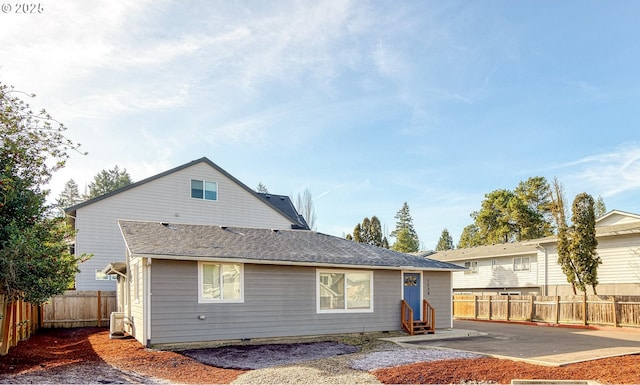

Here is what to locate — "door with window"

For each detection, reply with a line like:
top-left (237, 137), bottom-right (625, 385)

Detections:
top-left (403, 272), bottom-right (421, 321)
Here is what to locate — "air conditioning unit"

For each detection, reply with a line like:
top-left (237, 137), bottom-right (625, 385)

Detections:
top-left (109, 312), bottom-right (125, 339)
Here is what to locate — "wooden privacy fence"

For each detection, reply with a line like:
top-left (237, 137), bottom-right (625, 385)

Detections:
top-left (41, 291), bottom-right (117, 328)
top-left (453, 294), bottom-right (640, 328)
top-left (0, 294), bottom-right (41, 355)
top-left (1, 291), bottom-right (117, 355)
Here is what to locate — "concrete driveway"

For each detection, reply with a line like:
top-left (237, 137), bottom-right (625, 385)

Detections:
top-left (396, 320), bottom-right (640, 366)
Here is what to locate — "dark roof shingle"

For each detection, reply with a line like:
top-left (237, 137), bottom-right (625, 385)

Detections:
top-left (119, 220), bottom-right (463, 271)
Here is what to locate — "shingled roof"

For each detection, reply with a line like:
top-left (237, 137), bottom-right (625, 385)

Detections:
top-left (119, 220), bottom-right (463, 271)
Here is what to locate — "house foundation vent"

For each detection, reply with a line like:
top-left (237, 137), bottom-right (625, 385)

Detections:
top-left (109, 312), bottom-right (125, 339)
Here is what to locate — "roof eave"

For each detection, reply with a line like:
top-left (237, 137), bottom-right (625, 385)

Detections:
top-left (129, 253), bottom-right (462, 271)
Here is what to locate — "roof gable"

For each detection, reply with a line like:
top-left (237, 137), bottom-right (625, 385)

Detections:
top-left (65, 157), bottom-right (308, 229)
top-left (118, 220), bottom-right (463, 271)
top-left (596, 210), bottom-right (640, 227)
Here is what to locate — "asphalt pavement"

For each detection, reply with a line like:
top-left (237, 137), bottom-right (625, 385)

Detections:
top-left (387, 320), bottom-right (640, 366)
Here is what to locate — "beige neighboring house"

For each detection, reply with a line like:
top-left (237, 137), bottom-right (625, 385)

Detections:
top-left (430, 210), bottom-right (640, 296)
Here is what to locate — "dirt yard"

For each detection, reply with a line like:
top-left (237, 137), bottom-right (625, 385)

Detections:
top-left (1, 327), bottom-right (640, 384)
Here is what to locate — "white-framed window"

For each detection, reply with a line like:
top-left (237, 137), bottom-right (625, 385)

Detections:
top-left (317, 270), bottom-right (373, 313)
top-left (95, 269), bottom-right (111, 280)
top-left (491, 259), bottom-right (498, 271)
top-left (464, 261), bottom-right (478, 274)
top-left (198, 262), bottom-right (243, 303)
top-left (499, 291), bottom-right (521, 296)
top-left (191, 179), bottom-right (218, 201)
top-left (513, 257), bottom-right (530, 271)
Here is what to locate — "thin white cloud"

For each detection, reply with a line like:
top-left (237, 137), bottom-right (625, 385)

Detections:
top-left (559, 143), bottom-right (640, 198)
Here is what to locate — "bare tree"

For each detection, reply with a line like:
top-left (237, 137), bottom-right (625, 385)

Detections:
top-left (295, 188), bottom-right (317, 230)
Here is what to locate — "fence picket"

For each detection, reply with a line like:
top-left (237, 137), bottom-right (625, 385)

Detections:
top-left (453, 294), bottom-right (640, 328)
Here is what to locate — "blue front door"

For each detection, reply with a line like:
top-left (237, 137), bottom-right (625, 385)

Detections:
top-left (403, 272), bottom-right (421, 321)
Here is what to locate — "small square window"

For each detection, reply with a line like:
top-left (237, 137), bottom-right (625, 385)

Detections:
top-left (191, 179), bottom-right (218, 201)
top-left (199, 262), bottom-right (243, 303)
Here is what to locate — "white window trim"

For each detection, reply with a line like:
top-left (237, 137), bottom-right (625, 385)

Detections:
top-left (95, 269), bottom-right (111, 281)
top-left (316, 269), bottom-right (374, 314)
top-left (198, 261), bottom-right (244, 304)
top-left (464, 261), bottom-right (478, 274)
top-left (513, 256), bottom-right (530, 271)
top-left (190, 179), bottom-right (219, 201)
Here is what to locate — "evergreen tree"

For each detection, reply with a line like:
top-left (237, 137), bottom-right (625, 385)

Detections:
top-left (570, 193), bottom-right (601, 294)
top-left (87, 165), bottom-right (133, 198)
top-left (352, 223), bottom-right (362, 243)
top-left (390, 202), bottom-right (419, 253)
top-left (56, 179), bottom-right (83, 211)
top-left (514, 176), bottom-right (554, 239)
top-left (348, 215), bottom-right (388, 248)
top-left (551, 177), bottom-right (576, 294)
top-left (458, 224), bottom-right (481, 248)
top-left (369, 216), bottom-right (384, 247)
top-left (0, 82), bottom-right (86, 303)
top-left (470, 177), bottom-right (555, 245)
top-left (594, 195), bottom-right (607, 218)
top-left (436, 228), bottom-right (454, 251)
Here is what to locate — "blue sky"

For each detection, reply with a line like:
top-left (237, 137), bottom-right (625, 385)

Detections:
top-left (2, 1), bottom-right (640, 249)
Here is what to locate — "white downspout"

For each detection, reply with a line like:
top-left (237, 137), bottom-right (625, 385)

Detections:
top-left (536, 245), bottom-right (548, 296)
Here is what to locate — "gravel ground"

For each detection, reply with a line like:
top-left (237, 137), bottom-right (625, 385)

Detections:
top-left (232, 346), bottom-right (484, 384)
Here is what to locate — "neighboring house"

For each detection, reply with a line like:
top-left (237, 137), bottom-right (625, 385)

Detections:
top-left (103, 220), bottom-right (464, 347)
top-left (65, 157), bottom-right (308, 292)
top-left (431, 210), bottom-right (640, 296)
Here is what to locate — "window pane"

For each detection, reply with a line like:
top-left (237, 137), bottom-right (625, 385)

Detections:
top-left (222, 264), bottom-right (241, 300)
top-left (202, 264), bottom-right (221, 299)
top-left (95, 269), bottom-right (109, 280)
top-left (319, 273), bottom-right (345, 310)
top-left (347, 272), bottom-right (371, 310)
top-left (191, 179), bottom-right (204, 199)
top-left (204, 181), bottom-right (217, 200)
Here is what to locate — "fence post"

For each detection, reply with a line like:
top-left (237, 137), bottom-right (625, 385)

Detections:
top-left (0, 299), bottom-right (10, 355)
top-left (506, 295), bottom-right (511, 321)
top-left (611, 296), bottom-right (618, 327)
top-left (555, 296), bottom-right (560, 324)
top-left (97, 291), bottom-right (102, 327)
top-left (583, 295), bottom-right (588, 326)
top-left (488, 296), bottom-right (493, 320)
top-left (474, 295), bottom-right (478, 319)
top-left (529, 295), bottom-right (535, 321)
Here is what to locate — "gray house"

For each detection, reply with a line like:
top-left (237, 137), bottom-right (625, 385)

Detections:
top-left (66, 157), bottom-right (308, 292)
top-left (105, 220), bottom-right (464, 347)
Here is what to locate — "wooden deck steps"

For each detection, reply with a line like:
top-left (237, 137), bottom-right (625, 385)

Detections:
top-left (411, 320), bottom-right (435, 335)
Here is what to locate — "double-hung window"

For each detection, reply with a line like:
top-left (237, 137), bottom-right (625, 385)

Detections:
top-left (464, 261), bottom-right (478, 274)
top-left (513, 257), bottom-right (530, 271)
top-left (198, 262), bottom-right (243, 303)
top-left (317, 270), bottom-right (373, 313)
top-left (191, 179), bottom-right (218, 201)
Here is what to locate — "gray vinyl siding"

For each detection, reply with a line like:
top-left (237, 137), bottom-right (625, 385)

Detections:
top-left (424, 271), bottom-right (453, 329)
top-left (149, 260), bottom-right (407, 345)
top-left (73, 162), bottom-right (294, 291)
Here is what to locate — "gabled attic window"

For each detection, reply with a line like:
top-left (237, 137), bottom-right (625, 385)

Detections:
top-left (191, 179), bottom-right (218, 201)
